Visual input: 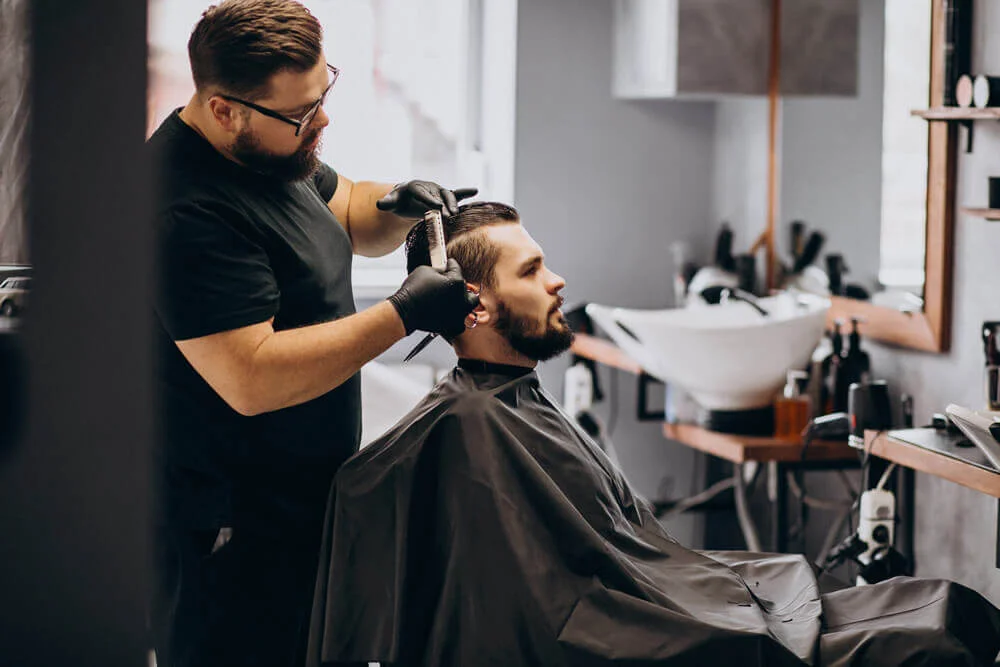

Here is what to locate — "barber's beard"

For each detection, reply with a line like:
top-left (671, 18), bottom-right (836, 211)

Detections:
top-left (494, 298), bottom-right (575, 362)
top-left (230, 126), bottom-right (321, 182)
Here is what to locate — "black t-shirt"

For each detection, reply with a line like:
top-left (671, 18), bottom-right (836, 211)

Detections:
top-left (149, 110), bottom-right (360, 540)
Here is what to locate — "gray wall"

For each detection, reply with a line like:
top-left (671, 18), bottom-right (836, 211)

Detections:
top-left (867, 0), bottom-right (1000, 603)
top-left (514, 0), bottom-right (716, 545)
top-left (712, 98), bottom-right (769, 254)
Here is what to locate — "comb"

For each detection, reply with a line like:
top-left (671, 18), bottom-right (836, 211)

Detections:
top-left (404, 209), bottom-right (448, 363)
top-left (426, 209), bottom-right (447, 270)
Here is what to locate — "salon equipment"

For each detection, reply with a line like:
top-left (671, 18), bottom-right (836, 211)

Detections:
top-left (840, 319), bottom-right (872, 403)
top-left (713, 223), bottom-right (737, 272)
top-left (789, 220), bottom-right (806, 261)
top-left (425, 209), bottom-right (446, 270)
top-left (820, 321), bottom-right (844, 413)
top-left (734, 254), bottom-right (757, 295)
top-left (956, 74), bottom-right (975, 106)
top-left (973, 74), bottom-right (1000, 108)
top-left (774, 370), bottom-right (810, 438)
top-left (983, 321), bottom-right (1000, 410)
top-left (945, 0), bottom-right (974, 107)
top-left (847, 380), bottom-right (892, 449)
top-left (404, 210), bottom-right (449, 362)
top-left (698, 286), bottom-right (769, 317)
top-left (945, 404), bottom-right (1000, 470)
top-left (791, 231), bottom-right (825, 275)
top-left (989, 177), bottom-right (1000, 210)
top-left (586, 293), bottom-right (828, 414)
top-left (856, 488), bottom-right (896, 576)
top-left (825, 254), bottom-right (846, 296)
top-left (684, 224), bottom-right (741, 298)
top-left (803, 412), bottom-right (850, 444)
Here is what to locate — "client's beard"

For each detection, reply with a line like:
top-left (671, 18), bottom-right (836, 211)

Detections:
top-left (494, 298), bottom-right (575, 362)
top-left (230, 126), bottom-right (321, 182)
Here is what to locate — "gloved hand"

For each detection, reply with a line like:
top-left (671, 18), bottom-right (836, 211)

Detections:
top-left (376, 180), bottom-right (478, 218)
top-left (387, 259), bottom-right (479, 336)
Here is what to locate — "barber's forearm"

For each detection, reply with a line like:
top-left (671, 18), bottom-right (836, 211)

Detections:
top-left (348, 181), bottom-right (414, 257)
top-left (243, 300), bottom-right (405, 415)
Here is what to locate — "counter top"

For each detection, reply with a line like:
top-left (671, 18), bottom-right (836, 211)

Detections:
top-left (863, 429), bottom-right (1000, 498)
top-left (664, 423), bottom-right (856, 464)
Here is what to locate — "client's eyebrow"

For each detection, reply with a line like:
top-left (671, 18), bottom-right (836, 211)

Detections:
top-left (518, 256), bottom-right (543, 275)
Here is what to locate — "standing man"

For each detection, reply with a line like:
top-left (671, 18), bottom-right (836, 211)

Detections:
top-left (147, 1), bottom-right (478, 665)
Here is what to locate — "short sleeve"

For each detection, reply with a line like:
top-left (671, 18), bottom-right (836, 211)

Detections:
top-left (157, 201), bottom-right (280, 341)
top-left (312, 162), bottom-right (339, 203)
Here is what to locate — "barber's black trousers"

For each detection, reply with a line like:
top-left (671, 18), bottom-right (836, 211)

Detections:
top-left (150, 524), bottom-right (321, 667)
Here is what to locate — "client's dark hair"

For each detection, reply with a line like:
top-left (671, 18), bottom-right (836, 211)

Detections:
top-left (405, 202), bottom-right (520, 289)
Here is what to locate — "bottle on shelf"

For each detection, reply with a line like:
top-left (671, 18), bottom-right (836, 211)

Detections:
top-left (776, 369), bottom-right (812, 439)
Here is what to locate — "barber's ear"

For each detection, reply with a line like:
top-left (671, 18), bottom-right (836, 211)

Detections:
top-left (208, 97), bottom-right (240, 133)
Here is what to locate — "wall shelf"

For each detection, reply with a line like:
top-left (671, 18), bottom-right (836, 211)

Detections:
top-left (961, 207), bottom-right (1000, 221)
top-left (910, 107), bottom-right (1000, 151)
top-left (911, 107), bottom-right (1000, 120)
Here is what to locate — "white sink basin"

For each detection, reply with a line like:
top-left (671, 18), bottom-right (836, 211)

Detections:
top-left (586, 293), bottom-right (830, 411)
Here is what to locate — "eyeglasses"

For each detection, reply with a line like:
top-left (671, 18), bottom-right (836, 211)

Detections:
top-left (219, 64), bottom-right (340, 137)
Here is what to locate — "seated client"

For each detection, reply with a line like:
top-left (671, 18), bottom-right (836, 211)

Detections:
top-left (308, 202), bottom-right (1000, 667)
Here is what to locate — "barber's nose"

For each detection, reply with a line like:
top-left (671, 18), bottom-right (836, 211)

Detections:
top-left (313, 106), bottom-right (331, 131)
top-left (547, 270), bottom-right (566, 293)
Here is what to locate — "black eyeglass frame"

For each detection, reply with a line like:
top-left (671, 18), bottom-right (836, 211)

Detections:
top-left (219, 64), bottom-right (340, 137)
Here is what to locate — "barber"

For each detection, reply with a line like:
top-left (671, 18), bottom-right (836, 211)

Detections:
top-left (146, 1), bottom-right (477, 665)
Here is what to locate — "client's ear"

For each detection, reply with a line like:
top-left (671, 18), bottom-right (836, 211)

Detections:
top-left (466, 283), bottom-right (491, 327)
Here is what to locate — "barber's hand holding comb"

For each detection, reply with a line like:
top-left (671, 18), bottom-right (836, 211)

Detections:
top-left (376, 180), bottom-right (478, 218)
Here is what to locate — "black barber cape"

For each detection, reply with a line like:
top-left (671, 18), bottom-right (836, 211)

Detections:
top-left (309, 361), bottom-right (1000, 666)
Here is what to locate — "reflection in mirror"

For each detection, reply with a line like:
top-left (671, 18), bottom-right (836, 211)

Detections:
top-left (779, 0), bottom-right (931, 312)
top-left (877, 0), bottom-right (930, 308)
top-left (0, 0), bottom-right (31, 330)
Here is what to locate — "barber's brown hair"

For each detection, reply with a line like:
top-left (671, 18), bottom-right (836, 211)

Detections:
top-left (405, 202), bottom-right (520, 290)
top-left (188, 0), bottom-right (322, 100)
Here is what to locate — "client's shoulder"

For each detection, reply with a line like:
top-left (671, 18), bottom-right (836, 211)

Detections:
top-left (338, 368), bottom-right (533, 474)
top-left (442, 367), bottom-right (535, 417)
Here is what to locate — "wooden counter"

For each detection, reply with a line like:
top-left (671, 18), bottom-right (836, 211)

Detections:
top-left (864, 429), bottom-right (1000, 498)
top-left (664, 423), bottom-right (857, 464)
top-left (571, 333), bottom-right (642, 374)
top-left (570, 333), bottom-right (855, 463)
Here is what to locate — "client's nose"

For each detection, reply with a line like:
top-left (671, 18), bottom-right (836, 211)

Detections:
top-left (546, 269), bottom-right (566, 293)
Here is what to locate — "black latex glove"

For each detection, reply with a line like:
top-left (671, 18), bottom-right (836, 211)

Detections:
top-left (387, 259), bottom-right (479, 336)
top-left (375, 180), bottom-right (478, 218)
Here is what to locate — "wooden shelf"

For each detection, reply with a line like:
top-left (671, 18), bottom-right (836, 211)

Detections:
top-left (663, 423), bottom-right (856, 464)
top-left (961, 207), bottom-right (1000, 221)
top-left (570, 333), bottom-right (642, 375)
top-left (911, 107), bottom-right (1000, 120)
top-left (864, 429), bottom-right (1000, 498)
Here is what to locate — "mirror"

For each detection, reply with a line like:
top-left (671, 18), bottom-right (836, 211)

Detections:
top-left (772, 0), bottom-right (955, 351)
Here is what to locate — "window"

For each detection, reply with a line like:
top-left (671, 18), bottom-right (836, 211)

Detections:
top-left (148, 0), bottom-right (517, 298)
